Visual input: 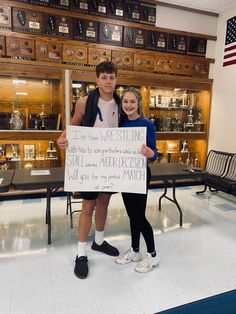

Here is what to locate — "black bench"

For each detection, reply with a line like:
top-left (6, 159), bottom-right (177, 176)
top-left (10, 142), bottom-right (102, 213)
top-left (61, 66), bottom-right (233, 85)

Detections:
top-left (197, 150), bottom-right (236, 195)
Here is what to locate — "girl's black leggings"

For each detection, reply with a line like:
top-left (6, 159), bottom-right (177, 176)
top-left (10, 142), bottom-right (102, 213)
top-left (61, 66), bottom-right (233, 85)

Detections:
top-left (121, 166), bottom-right (155, 253)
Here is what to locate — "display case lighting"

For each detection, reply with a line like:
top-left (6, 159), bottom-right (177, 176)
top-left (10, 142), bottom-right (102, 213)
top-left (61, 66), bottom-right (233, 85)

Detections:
top-left (16, 92), bottom-right (28, 96)
top-left (12, 79), bottom-right (26, 84)
top-left (72, 83), bottom-right (82, 88)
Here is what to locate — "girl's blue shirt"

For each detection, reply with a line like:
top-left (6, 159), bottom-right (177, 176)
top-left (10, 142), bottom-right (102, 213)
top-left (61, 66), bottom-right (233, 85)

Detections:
top-left (120, 116), bottom-right (158, 162)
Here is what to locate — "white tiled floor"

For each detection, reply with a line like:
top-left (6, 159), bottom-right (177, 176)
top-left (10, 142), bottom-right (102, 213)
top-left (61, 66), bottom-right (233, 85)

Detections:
top-left (1, 186), bottom-right (236, 314)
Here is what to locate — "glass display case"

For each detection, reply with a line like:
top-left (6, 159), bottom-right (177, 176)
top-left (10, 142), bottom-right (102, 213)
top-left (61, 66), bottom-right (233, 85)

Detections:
top-left (0, 66), bottom-right (65, 170)
top-left (71, 79), bottom-right (211, 168)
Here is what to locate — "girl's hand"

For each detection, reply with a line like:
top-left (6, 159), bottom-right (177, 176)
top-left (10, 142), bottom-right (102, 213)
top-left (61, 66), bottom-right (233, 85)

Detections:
top-left (141, 144), bottom-right (154, 159)
top-left (57, 136), bottom-right (68, 150)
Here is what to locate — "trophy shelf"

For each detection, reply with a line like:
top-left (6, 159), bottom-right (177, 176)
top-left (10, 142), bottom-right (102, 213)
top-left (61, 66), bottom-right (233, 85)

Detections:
top-left (156, 132), bottom-right (206, 140)
top-left (0, 130), bottom-right (61, 140)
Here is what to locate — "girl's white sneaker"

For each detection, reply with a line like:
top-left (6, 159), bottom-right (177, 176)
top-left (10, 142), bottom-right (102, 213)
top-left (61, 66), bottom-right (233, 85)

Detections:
top-left (135, 253), bottom-right (160, 273)
top-left (115, 248), bottom-right (142, 265)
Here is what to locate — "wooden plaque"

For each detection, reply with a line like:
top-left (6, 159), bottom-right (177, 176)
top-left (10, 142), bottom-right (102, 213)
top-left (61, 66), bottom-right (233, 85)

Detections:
top-left (73, 18), bottom-right (86, 40)
top-left (0, 6), bottom-right (11, 30)
top-left (49, 0), bottom-right (70, 10)
top-left (88, 47), bottom-right (111, 65)
top-left (6, 37), bottom-right (35, 60)
top-left (43, 14), bottom-right (57, 37)
top-left (88, 0), bottom-right (107, 16)
top-left (112, 50), bottom-right (133, 70)
top-left (12, 8), bottom-right (43, 34)
top-left (188, 37), bottom-right (207, 57)
top-left (36, 40), bottom-right (50, 61)
top-left (47, 42), bottom-right (62, 63)
top-left (57, 15), bottom-right (73, 38)
top-left (146, 31), bottom-right (168, 51)
top-left (174, 59), bottom-right (191, 76)
top-left (36, 40), bottom-right (62, 63)
top-left (124, 0), bottom-right (140, 22)
top-left (84, 20), bottom-right (98, 42)
top-left (123, 27), bottom-right (146, 49)
top-left (70, 0), bottom-right (89, 13)
top-left (155, 57), bottom-right (174, 73)
top-left (106, 0), bottom-right (124, 20)
top-left (134, 53), bottom-right (154, 72)
top-left (140, 2), bottom-right (156, 25)
top-left (192, 61), bottom-right (209, 78)
top-left (43, 14), bottom-right (72, 38)
top-left (99, 23), bottom-right (123, 46)
top-left (146, 30), bottom-right (157, 50)
top-left (0, 36), bottom-right (6, 56)
top-left (63, 44), bottom-right (87, 64)
top-left (156, 32), bottom-right (168, 52)
top-left (168, 34), bottom-right (188, 54)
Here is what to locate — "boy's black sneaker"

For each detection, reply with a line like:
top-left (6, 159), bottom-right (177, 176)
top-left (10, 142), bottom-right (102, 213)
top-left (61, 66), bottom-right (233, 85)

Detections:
top-left (74, 255), bottom-right (88, 279)
top-left (91, 240), bottom-right (119, 256)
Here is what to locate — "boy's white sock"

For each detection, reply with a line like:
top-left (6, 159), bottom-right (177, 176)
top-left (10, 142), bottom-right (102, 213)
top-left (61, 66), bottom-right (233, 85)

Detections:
top-left (95, 230), bottom-right (104, 245)
top-left (77, 241), bottom-right (87, 257)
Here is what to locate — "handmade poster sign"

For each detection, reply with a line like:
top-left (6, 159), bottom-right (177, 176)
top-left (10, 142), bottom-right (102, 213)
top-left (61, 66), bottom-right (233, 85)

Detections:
top-left (64, 126), bottom-right (147, 194)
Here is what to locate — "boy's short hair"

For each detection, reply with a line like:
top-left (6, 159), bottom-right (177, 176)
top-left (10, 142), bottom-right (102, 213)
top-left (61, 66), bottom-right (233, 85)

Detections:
top-left (95, 61), bottom-right (118, 77)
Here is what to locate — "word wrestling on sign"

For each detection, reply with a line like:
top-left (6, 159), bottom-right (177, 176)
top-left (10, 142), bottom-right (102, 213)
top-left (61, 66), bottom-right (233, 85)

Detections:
top-left (64, 126), bottom-right (147, 194)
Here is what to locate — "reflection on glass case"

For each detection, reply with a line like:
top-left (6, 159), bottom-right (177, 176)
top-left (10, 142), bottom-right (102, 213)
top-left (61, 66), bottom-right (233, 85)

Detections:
top-left (0, 75), bottom-right (62, 131)
top-left (149, 87), bottom-right (205, 133)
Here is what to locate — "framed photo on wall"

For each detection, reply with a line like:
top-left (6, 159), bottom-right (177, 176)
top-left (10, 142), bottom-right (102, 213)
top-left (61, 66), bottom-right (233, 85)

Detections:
top-left (24, 144), bottom-right (35, 160)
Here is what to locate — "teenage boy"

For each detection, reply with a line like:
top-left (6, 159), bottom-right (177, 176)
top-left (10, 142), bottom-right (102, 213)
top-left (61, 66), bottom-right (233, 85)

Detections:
top-left (57, 61), bottom-right (120, 279)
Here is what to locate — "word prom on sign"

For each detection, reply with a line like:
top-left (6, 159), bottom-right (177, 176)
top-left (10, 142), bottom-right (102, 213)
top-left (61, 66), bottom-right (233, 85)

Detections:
top-left (64, 126), bottom-right (147, 194)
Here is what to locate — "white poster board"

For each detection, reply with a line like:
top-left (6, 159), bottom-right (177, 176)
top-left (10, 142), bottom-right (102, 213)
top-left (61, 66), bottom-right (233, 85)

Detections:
top-left (64, 126), bottom-right (147, 194)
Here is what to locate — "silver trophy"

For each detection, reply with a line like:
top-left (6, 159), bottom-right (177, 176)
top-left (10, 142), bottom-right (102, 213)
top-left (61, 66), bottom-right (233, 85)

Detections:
top-left (9, 103), bottom-right (24, 130)
top-left (194, 109), bottom-right (205, 132)
top-left (184, 109), bottom-right (195, 132)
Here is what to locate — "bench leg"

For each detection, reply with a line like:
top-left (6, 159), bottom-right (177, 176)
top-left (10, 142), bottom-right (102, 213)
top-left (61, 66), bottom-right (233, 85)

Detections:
top-left (209, 186), bottom-right (218, 193)
top-left (196, 184), bottom-right (207, 194)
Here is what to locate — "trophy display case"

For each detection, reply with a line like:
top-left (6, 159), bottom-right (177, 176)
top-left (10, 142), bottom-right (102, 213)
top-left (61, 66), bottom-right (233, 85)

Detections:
top-left (0, 65), bottom-right (65, 170)
top-left (147, 86), bottom-right (210, 167)
top-left (70, 77), bottom-right (211, 168)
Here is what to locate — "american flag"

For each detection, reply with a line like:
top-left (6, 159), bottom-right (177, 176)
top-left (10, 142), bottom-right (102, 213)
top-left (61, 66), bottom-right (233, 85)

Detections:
top-left (223, 16), bottom-right (236, 67)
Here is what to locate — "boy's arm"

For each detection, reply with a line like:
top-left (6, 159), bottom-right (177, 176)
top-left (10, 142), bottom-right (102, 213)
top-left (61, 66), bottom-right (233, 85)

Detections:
top-left (57, 96), bottom-right (88, 149)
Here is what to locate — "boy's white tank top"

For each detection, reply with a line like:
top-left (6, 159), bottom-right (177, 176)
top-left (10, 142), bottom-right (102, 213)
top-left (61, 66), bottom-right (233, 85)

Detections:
top-left (94, 97), bottom-right (118, 128)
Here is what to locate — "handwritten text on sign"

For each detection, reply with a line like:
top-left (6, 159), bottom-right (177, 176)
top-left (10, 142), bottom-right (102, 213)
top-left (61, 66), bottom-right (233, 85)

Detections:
top-left (64, 126), bottom-right (147, 194)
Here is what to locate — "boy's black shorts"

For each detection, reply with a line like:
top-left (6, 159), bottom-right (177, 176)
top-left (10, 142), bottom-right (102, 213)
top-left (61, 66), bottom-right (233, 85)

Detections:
top-left (80, 191), bottom-right (116, 200)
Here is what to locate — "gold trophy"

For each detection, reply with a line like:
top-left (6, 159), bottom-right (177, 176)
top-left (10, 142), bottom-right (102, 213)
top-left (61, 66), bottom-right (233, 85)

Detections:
top-left (39, 104), bottom-right (46, 130)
